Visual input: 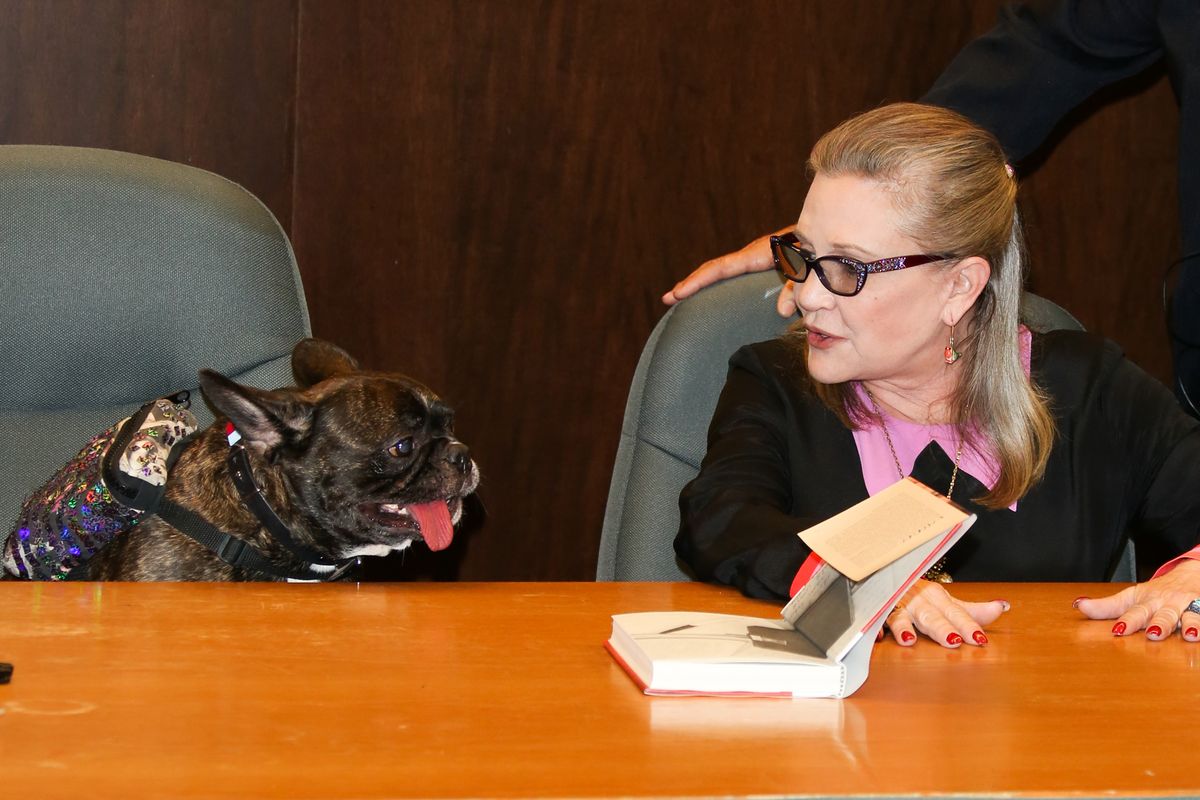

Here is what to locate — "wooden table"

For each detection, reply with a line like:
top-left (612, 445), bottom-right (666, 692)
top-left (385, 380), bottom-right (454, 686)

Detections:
top-left (1, 580), bottom-right (1197, 799)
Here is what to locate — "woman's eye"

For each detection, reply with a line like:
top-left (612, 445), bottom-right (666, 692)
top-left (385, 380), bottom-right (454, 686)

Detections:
top-left (832, 259), bottom-right (862, 279)
top-left (387, 438), bottom-right (414, 458)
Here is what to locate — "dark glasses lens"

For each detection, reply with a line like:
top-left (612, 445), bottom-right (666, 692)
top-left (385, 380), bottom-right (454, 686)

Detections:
top-left (772, 240), bottom-right (806, 281)
top-left (770, 235), bottom-right (809, 280)
top-left (771, 235), bottom-right (864, 297)
top-left (813, 258), bottom-right (864, 296)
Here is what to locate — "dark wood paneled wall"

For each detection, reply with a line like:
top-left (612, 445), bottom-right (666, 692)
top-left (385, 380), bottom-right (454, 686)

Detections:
top-left (0, 0), bottom-right (299, 228)
top-left (3, 1), bottom-right (1180, 581)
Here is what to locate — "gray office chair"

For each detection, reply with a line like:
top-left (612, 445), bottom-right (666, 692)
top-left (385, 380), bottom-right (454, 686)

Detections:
top-left (597, 271), bottom-right (1135, 582)
top-left (0, 145), bottom-right (312, 528)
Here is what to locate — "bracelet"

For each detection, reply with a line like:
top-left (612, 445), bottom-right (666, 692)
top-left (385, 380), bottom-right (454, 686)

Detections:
top-left (923, 555), bottom-right (953, 584)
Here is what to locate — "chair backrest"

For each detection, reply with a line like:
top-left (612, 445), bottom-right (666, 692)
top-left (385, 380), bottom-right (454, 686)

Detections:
top-left (0, 145), bottom-right (312, 528)
top-left (598, 272), bottom-right (788, 581)
top-left (596, 272), bottom-right (1137, 582)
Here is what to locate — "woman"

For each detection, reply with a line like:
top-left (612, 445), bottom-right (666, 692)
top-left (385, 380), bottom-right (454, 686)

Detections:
top-left (674, 103), bottom-right (1200, 648)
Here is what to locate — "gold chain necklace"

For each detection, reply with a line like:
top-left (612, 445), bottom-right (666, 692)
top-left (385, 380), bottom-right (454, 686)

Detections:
top-left (864, 387), bottom-right (960, 584)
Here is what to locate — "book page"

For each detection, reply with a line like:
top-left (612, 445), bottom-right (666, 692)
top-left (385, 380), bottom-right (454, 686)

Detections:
top-left (797, 477), bottom-right (969, 581)
top-left (779, 556), bottom-right (839, 624)
top-left (612, 612), bottom-right (827, 665)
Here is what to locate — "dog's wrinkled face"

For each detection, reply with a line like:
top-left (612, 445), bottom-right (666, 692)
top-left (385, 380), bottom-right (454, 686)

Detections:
top-left (297, 375), bottom-right (478, 557)
top-left (198, 339), bottom-right (479, 559)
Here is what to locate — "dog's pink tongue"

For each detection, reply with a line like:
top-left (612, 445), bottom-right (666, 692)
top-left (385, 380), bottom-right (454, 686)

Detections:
top-left (410, 501), bottom-right (454, 551)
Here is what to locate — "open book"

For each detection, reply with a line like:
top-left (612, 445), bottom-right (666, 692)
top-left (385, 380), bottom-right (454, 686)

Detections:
top-left (606, 477), bottom-right (975, 698)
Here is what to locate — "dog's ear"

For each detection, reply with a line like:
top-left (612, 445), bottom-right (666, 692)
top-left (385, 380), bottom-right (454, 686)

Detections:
top-left (198, 370), bottom-right (314, 457)
top-left (292, 338), bottom-right (360, 389)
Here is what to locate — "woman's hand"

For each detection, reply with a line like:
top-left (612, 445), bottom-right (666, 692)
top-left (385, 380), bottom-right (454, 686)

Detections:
top-left (662, 230), bottom-right (798, 317)
top-left (1074, 559), bottom-right (1200, 642)
top-left (885, 579), bottom-right (1010, 648)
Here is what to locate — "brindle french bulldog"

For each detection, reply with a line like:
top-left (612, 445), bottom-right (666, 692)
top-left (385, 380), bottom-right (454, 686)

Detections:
top-left (78, 338), bottom-right (479, 580)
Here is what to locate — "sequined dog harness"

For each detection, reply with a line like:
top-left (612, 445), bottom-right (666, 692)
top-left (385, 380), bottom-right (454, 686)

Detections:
top-left (3, 396), bottom-right (357, 582)
top-left (3, 396), bottom-right (196, 579)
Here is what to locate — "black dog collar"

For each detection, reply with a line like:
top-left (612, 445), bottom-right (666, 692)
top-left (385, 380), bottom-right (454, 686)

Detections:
top-left (152, 424), bottom-right (358, 582)
top-left (223, 424), bottom-right (340, 568)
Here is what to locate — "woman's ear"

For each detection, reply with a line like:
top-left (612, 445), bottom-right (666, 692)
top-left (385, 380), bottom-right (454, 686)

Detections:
top-left (943, 256), bottom-right (991, 326)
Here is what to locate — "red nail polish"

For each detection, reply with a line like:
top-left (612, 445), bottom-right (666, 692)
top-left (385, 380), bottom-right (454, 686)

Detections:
top-left (972, 631), bottom-right (988, 645)
top-left (1072, 596), bottom-right (1089, 609)
top-left (946, 633), bottom-right (963, 646)
top-left (1186, 627), bottom-right (1198, 639)
top-left (1147, 625), bottom-right (1163, 638)
top-left (1112, 621), bottom-right (1127, 636)
top-left (876, 628), bottom-right (885, 642)
top-left (901, 631), bottom-right (916, 644)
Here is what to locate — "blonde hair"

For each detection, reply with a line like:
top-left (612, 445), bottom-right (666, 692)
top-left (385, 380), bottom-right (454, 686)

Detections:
top-left (797, 102), bottom-right (1054, 508)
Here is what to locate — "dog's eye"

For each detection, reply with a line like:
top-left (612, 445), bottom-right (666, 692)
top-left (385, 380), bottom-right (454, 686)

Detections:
top-left (387, 438), bottom-right (415, 458)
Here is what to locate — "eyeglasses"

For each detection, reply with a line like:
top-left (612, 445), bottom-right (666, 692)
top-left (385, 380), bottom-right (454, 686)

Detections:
top-left (770, 232), bottom-right (950, 297)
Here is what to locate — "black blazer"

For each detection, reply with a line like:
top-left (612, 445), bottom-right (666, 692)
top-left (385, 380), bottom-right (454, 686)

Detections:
top-left (675, 331), bottom-right (1200, 600)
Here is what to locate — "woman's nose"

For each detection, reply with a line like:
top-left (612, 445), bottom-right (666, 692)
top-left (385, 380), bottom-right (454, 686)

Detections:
top-left (794, 272), bottom-right (835, 313)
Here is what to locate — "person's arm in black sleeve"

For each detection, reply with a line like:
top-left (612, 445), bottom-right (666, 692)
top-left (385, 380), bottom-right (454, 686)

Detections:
top-left (922, 0), bottom-right (1163, 163)
top-left (1102, 346), bottom-right (1200, 566)
top-left (674, 345), bottom-right (816, 601)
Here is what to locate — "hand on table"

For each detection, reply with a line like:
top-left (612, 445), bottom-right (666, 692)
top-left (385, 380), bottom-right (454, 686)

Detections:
top-left (1075, 558), bottom-right (1200, 642)
top-left (661, 230), bottom-right (798, 317)
top-left (885, 579), bottom-right (1009, 649)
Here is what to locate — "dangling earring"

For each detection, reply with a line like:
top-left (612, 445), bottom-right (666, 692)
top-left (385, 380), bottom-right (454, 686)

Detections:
top-left (944, 324), bottom-right (961, 365)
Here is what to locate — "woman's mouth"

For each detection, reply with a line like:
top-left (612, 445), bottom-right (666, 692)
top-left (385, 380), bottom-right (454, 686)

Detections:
top-left (804, 326), bottom-right (841, 349)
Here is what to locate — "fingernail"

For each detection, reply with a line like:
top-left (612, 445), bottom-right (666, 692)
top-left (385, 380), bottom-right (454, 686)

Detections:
top-left (1147, 625), bottom-right (1163, 638)
top-left (972, 631), bottom-right (988, 646)
top-left (901, 631), bottom-right (916, 644)
top-left (876, 628), bottom-right (884, 642)
top-left (992, 599), bottom-right (1011, 612)
top-left (1072, 596), bottom-right (1089, 609)
top-left (1112, 621), bottom-right (1127, 636)
top-left (946, 633), bottom-right (963, 646)
top-left (1186, 627), bottom-right (1198, 639)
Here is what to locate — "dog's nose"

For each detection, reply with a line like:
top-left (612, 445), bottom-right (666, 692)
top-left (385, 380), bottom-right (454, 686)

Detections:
top-left (445, 442), bottom-right (471, 474)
